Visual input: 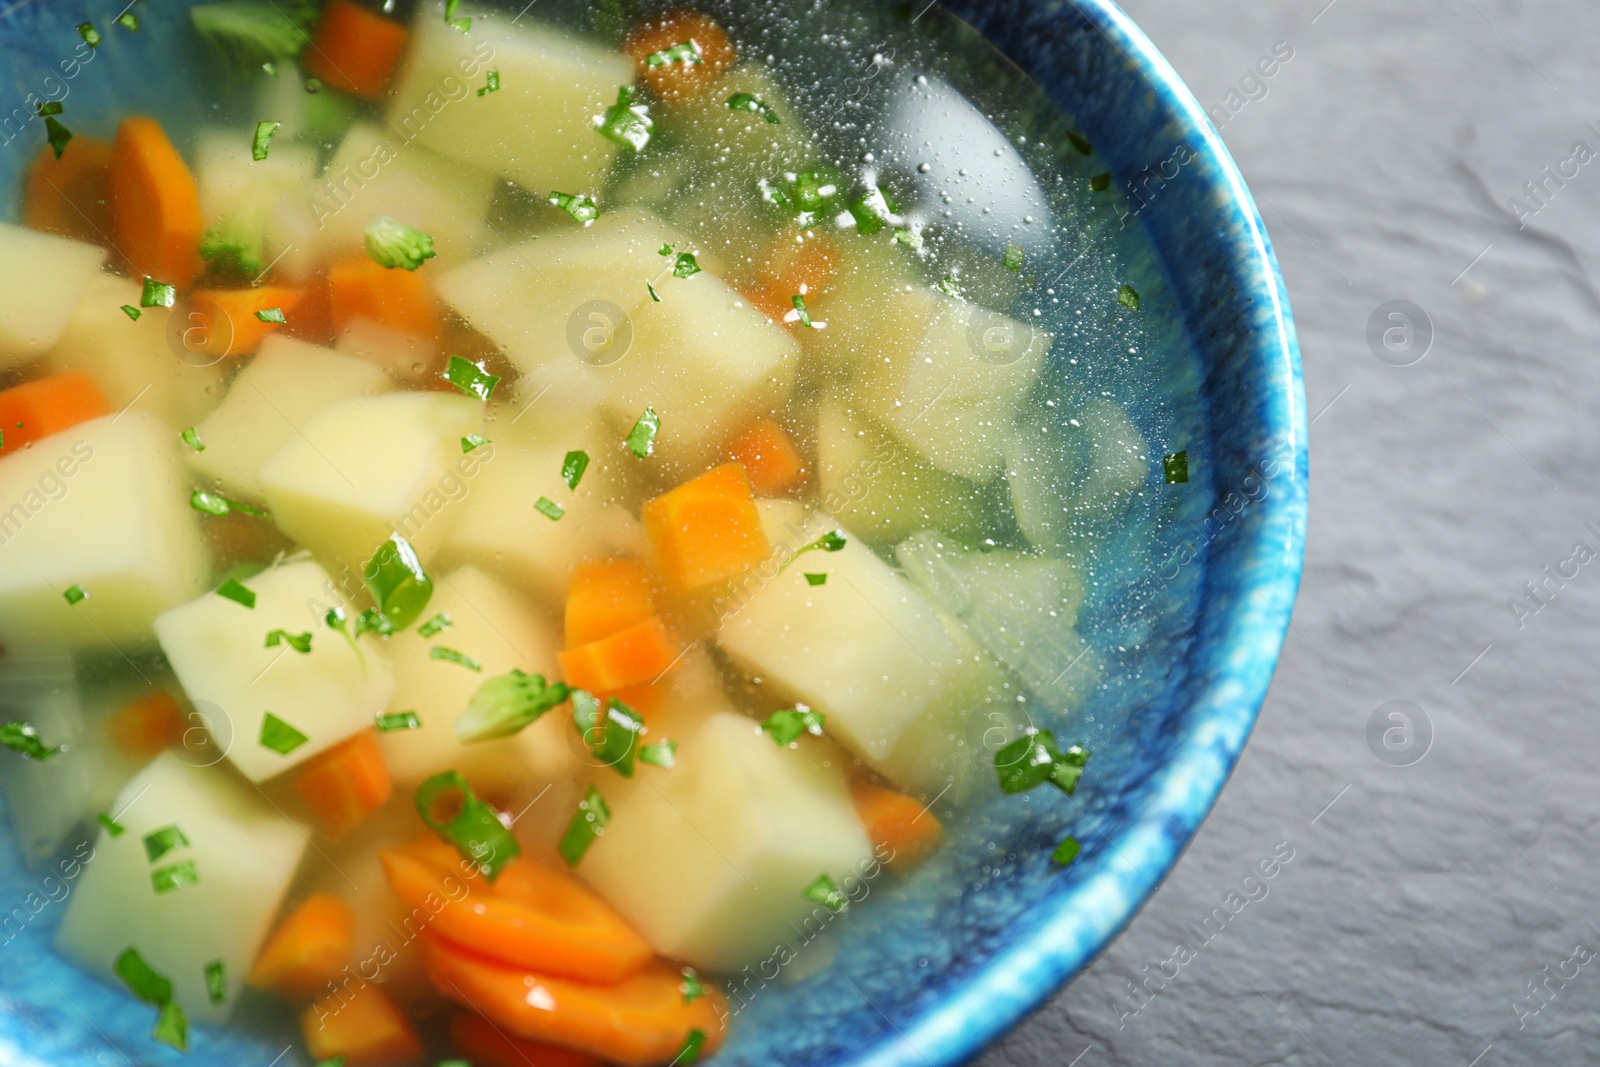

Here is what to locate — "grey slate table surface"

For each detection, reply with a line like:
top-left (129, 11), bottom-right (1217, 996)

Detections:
top-left (976, 1), bottom-right (1600, 1064)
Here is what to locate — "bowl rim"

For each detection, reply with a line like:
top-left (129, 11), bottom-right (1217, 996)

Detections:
top-left (838, 2), bottom-right (1308, 1064)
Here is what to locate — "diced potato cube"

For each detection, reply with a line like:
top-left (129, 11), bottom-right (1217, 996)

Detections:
top-left (189, 334), bottom-right (394, 501)
top-left (55, 752), bottom-right (308, 1024)
top-left (643, 464), bottom-right (768, 590)
top-left (380, 566), bottom-right (575, 796)
top-left (153, 559), bottom-right (395, 782)
top-left (310, 122), bottom-right (497, 267)
top-left (0, 413), bottom-right (208, 651)
top-left (1006, 397), bottom-right (1150, 554)
top-left (0, 222), bottom-right (108, 369)
top-left (42, 275), bottom-right (223, 430)
top-left (387, 7), bottom-right (633, 195)
top-left (194, 128), bottom-right (318, 278)
top-left (258, 391), bottom-right (483, 567)
top-left (856, 288), bottom-right (1048, 480)
top-left (579, 711), bottom-right (872, 971)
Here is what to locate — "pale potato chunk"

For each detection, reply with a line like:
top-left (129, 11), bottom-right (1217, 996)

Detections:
top-left (43, 275), bottom-right (223, 429)
top-left (1006, 397), bottom-right (1151, 554)
top-left (387, 6), bottom-right (633, 195)
top-left (257, 391), bottom-right (483, 568)
top-left (189, 335), bottom-right (393, 501)
top-left (310, 122), bottom-right (497, 267)
top-left (153, 559), bottom-right (395, 782)
top-left (55, 753), bottom-right (307, 1024)
top-left (579, 712), bottom-right (872, 971)
top-left (856, 288), bottom-right (1048, 480)
top-left (380, 566), bottom-right (574, 795)
top-left (0, 413), bottom-right (207, 651)
top-left (0, 222), bottom-right (108, 369)
top-left (194, 128), bottom-right (319, 278)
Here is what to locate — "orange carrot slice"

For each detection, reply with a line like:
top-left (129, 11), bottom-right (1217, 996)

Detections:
top-left (185, 285), bottom-right (303, 358)
top-left (642, 463), bottom-right (769, 590)
top-left (250, 893), bottom-right (355, 1000)
top-left (328, 254), bottom-right (442, 342)
top-left (302, 983), bottom-right (423, 1067)
top-left (103, 692), bottom-right (184, 762)
top-left (624, 11), bottom-right (736, 104)
top-left (295, 730), bottom-right (393, 839)
top-left (380, 845), bottom-right (652, 984)
top-left (0, 372), bottom-right (111, 458)
top-left (449, 1012), bottom-right (605, 1067)
top-left (558, 617), bottom-right (680, 694)
top-left (423, 935), bottom-right (727, 1067)
top-left (23, 137), bottom-right (113, 244)
top-left (726, 420), bottom-right (806, 496)
top-left (303, 0), bottom-right (410, 100)
top-left (851, 781), bottom-right (945, 871)
top-left (108, 117), bottom-right (203, 288)
top-left (565, 559), bottom-right (658, 648)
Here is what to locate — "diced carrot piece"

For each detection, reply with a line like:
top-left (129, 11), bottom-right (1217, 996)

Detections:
top-left (250, 893), bottom-right (356, 1000)
top-left (184, 285), bottom-right (303, 358)
top-left (726, 420), bottom-right (806, 496)
top-left (104, 691), bottom-right (185, 762)
top-left (565, 559), bottom-right (657, 648)
top-left (302, 983), bottom-right (423, 1067)
top-left (642, 463), bottom-right (769, 590)
top-left (424, 935), bottom-right (727, 1067)
top-left (0, 373), bottom-right (111, 458)
top-left (605, 682), bottom-right (664, 718)
top-left (851, 781), bottom-right (945, 872)
top-left (558, 617), bottom-right (680, 694)
top-left (742, 236), bottom-right (839, 324)
top-left (294, 730), bottom-right (393, 839)
top-left (449, 1012), bottom-right (605, 1067)
top-left (108, 117), bottom-right (203, 288)
top-left (23, 137), bottom-right (113, 244)
top-left (380, 844), bottom-right (652, 983)
top-left (624, 11), bottom-right (736, 104)
top-left (303, 0), bottom-right (410, 100)
top-left (328, 254), bottom-right (442, 342)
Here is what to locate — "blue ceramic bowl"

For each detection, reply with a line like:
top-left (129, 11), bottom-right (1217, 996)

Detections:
top-left (0, 1), bottom-right (1304, 1064)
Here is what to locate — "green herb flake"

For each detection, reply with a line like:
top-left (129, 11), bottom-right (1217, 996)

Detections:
top-left (417, 613), bottom-right (453, 638)
top-left (191, 488), bottom-right (267, 518)
top-left (265, 629), bottom-right (312, 653)
top-left (355, 608), bottom-right (394, 639)
top-left (1090, 172), bottom-right (1111, 192)
top-left (1067, 130), bottom-right (1093, 155)
top-left (625, 407), bottom-right (659, 459)
top-left (1003, 240), bottom-right (1025, 272)
top-left (416, 769), bottom-right (522, 879)
top-left (116, 12), bottom-right (139, 32)
top-left (120, 305), bottom-right (141, 321)
top-left (0, 722), bottom-right (62, 761)
top-left (847, 183), bottom-right (897, 234)
top-left (558, 784), bottom-right (610, 867)
top-left (189, 1), bottom-right (319, 82)
top-left (761, 705), bottom-right (825, 745)
top-left (647, 281), bottom-right (661, 302)
top-left (259, 711), bottom-right (309, 755)
top-left (804, 572), bottom-right (827, 587)
top-left (215, 578), bottom-right (256, 608)
top-left (364, 214), bottom-right (436, 271)
top-left (790, 293), bottom-right (814, 328)
top-left (442, 354), bottom-right (500, 401)
top-left (115, 948), bottom-right (173, 1006)
top-left (152, 1000), bottom-right (188, 1051)
top-left (62, 583), bottom-right (88, 605)
top-left (455, 670), bottom-right (571, 742)
top-left (376, 710), bottom-right (422, 733)
top-left (781, 529), bottom-right (847, 571)
top-left (180, 427), bottom-right (205, 452)
top-left (993, 729), bottom-right (1090, 796)
top-left (672, 251), bottom-right (701, 279)
top-left (572, 691), bottom-right (644, 777)
top-left (1163, 450), bottom-right (1189, 485)
top-left (561, 449), bottom-right (590, 490)
top-left (140, 277), bottom-right (176, 309)
top-left (659, 243), bottom-right (674, 257)
top-left (726, 91), bottom-right (780, 124)
top-left (143, 825), bottom-right (190, 863)
top-left (478, 70), bottom-right (500, 96)
top-left (679, 966), bottom-right (705, 1003)
top-left (548, 190), bottom-right (599, 225)
top-left (251, 119), bottom-right (280, 161)
top-left (645, 39), bottom-right (703, 68)
top-left (254, 306), bottom-right (286, 324)
top-left (203, 960), bottom-right (227, 1004)
top-left (1117, 283), bottom-right (1141, 312)
top-left (892, 227), bottom-right (921, 249)
top-left (77, 22), bottom-right (101, 47)
top-left (36, 101), bottom-right (62, 118)
top-left (802, 873), bottom-right (848, 913)
top-left (1052, 835), bottom-right (1082, 866)
top-left (639, 738), bottom-right (677, 770)
top-left (595, 84), bottom-right (653, 151)
top-left (151, 859), bottom-right (200, 894)
top-left (675, 1030), bottom-right (707, 1066)
top-left (97, 812), bottom-right (126, 837)
top-left (362, 534), bottom-right (434, 628)
top-left (461, 433), bottom-right (490, 453)
top-left (534, 496), bottom-right (565, 521)
top-left (431, 646), bottom-right (482, 671)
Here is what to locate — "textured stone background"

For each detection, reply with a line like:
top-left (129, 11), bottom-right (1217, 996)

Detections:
top-left (977, 1), bottom-right (1600, 1064)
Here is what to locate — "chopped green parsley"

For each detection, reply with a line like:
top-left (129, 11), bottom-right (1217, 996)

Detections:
top-left (1052, 835), bottom-right (1082, 866)
top-left (142, 825), bottom-right (190, 863)
top-left (804, 573), bottom-right (827, 586)
top-left (191, 488), bottom-right (267, 518)
top-left (1117, 283), bottom-right (1141, 311)
top-left (265, 629), bottom-right (312, 653)
top-left (558, 784), bottom-right (610, 867)
top-left (251, 119), bottom-right (279, 161)
top-left (215, 578), bottom-right (256, 608)
top-left (116, 12), bottom-right (139, 32)
top-left (993, 730), bottom-right (1090, 795)
top-left (442, 354), bottom-right (500, 400)
top-left (120, 305), bottom-right (141, 321)
top-left (726, 91), bottom-right (780, 123)
top-left (151, 859), bottom-right (200, 894)
top-left (780, 529), bottom-right (846, 571)
top-left (548, 190), bottom-right (599, 225)
top-left (417, 612), bottom-right (453, 638)
top-left (77, 22), bottom-right (101, 47)
top-left (0, 721), bottom-right (61, 761)
top-left (97, 812), bottom-right (126, 837)
top-left (259, 711), bottom-right (309, 755)
top-left (625, 407), bottom-right (659, 459)
top-left (141, 277), bottom-right (176, 308)
top-left (534, 496), bottom-right (565, 521)
top-left (376, 710), bottom-right (422, 733)
top-left (1090, 172), bottom-right (1111, 192)
top-left (478, 70), bottom-right (500, 96)
top-left (180, 427), bottom-right (205, 452)
top-left (672, 252), bottom-right (701, 278)
top-left (363, 534), bottom-right (434, 629)
top-left (639, 738), bottom-right (677, 770)
top-left (1067, 130), bottom-right (1093, 155)
top-left (802, 873), bottom-right (848, 913)
top-left (595, 84), bottom-right (653, 151)
top-left (573, 691), bottom-right (644, 777)
top-left (645, 39), bottom-right (702, 68)
top-left (1003, 240), bottom-right (1025, 272)
top-left (62, 583), bottom-right (88, 604)
top-left (561, 449), bottom-right (590, 489)
top-left (1163, 450), bottom-right (1189, 484)
top-left (461, 433), bottom-right (490, 452)
top-left (431, 646), bottom-right (482, 671)
top-left (761, 705), bottom-right (825, 745)
top-left (679, 966), bottom-right (705, 1003)
top-left (676, 1030), bottom-right (706, 1065)
top-left (254, 306), bottom-right (286, 324)
top-left (204, 960), bottom-right (227, 1004)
